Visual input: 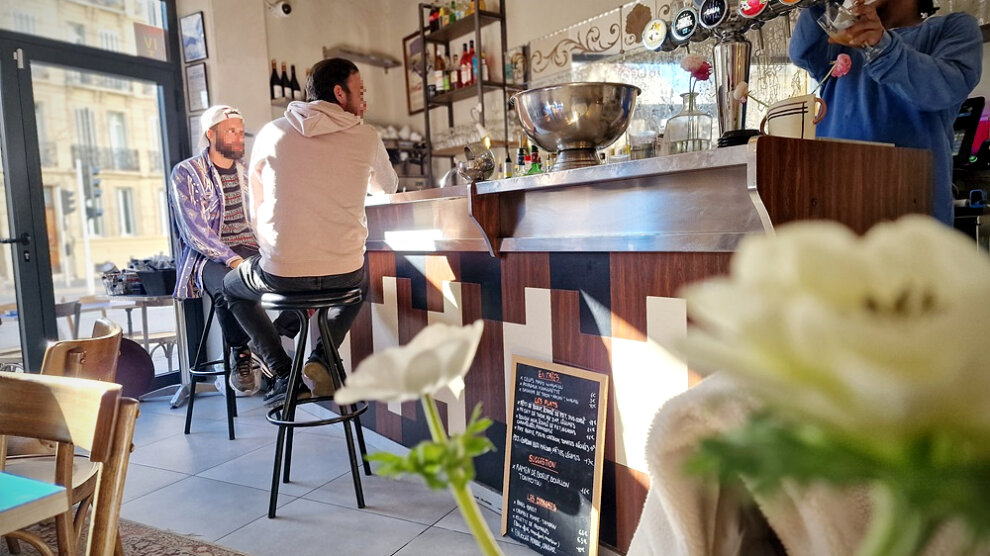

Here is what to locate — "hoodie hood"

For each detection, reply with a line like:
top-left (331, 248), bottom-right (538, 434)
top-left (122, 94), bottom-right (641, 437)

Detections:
top-left (284, 100), bottom-right (362, 137)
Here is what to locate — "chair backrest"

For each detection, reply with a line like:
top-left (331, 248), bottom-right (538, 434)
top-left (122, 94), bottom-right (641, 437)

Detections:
top-left (0, 373), bottom-right (122, 465)
top-left (54, 300), bottom-right (82, 339)
top-left (86, 397), bottom-right (138, 556)
top-left (41, 318), bottom-right (123, 383)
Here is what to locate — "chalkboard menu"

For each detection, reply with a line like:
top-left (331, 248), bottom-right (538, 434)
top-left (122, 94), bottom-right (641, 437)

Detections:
top-left (501, 357), bottom-right (609, 556)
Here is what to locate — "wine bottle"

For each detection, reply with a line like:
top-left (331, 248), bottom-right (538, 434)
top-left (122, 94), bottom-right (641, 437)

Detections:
top-left (279, 62), bottom-right (290, 99)
top-left (468, 40), bottom-right (477, 86)
top-left (269, 59), bottom-right (282, 99)
top-left (289, 65), bottom-right (302, 100)
top-left (429, 5), bottom-right (439, 32)
top-left (459, 43), bottom-right (470, 88)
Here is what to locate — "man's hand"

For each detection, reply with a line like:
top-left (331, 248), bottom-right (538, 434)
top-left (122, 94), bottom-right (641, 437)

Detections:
top-left (228, 257), bottom-right (244, 270)
top-left (833, 0), bottom-right (885, 47)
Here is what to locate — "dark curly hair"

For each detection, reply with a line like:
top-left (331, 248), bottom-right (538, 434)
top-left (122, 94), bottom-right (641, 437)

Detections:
top-left (307, 58), bottom-right (359, 104)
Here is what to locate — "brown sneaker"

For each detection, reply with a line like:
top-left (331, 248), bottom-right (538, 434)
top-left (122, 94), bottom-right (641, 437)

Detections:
top-left (302, 354), bottom-right (335, 398)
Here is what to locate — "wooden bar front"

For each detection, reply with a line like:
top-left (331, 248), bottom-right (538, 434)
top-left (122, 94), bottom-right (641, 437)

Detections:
top-left (344, 137), bottom-right (932, 553)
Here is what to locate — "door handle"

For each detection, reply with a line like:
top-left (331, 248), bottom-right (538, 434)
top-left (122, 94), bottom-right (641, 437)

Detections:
top-left (0, 232), bottom-right (30, 245)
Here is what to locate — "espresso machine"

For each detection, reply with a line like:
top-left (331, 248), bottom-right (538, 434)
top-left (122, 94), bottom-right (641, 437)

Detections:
top-left (644, 0), bottom-right (822, 147)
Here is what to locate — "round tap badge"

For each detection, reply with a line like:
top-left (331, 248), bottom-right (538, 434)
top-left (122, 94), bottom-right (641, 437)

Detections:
top-left (699, 0), bottom-right (728, 29)
top-left (777, 0), bottom-right (802, 5)
top-left (642, 19), bottom-right (669, 51)
top-left (739, 0), bottom-right (769, 18)
top-left (671, 7), bottom-right (699, 42)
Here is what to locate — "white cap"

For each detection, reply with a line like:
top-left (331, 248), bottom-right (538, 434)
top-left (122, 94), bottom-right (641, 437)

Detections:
top-left (198, 105), bottom-right (243, 151)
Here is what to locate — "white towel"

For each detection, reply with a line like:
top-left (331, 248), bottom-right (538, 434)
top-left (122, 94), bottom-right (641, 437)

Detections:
top-left (627, 373), bottom-right (985, 556)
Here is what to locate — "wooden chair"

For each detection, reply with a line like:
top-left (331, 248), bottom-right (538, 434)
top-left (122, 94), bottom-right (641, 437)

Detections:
top-left (0, 301), bottom-right (86, 372)
top-left (3, 319), bottom-right (124, 553)
top-left (0, 372), bottom-right (139, 556)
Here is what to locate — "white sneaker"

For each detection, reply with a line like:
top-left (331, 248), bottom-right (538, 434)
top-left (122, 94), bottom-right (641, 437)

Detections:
top-left (228, 347), bottom-right (262, 397)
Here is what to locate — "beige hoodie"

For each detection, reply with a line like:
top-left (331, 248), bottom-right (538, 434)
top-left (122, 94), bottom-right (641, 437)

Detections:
top-left (248, 100), bottom-right (397, 277)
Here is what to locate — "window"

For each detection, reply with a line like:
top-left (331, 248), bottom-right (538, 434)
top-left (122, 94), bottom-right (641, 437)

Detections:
top-left (12, 11), bottom-right (38, 35)
top-left (74, 108), bottom-right (97, 148)
top-left (107, 112), bottom-right (127, 151)
top-left (139, 0), bottom-right (163, 27)
top-left (67, 23), bottom-right (86, 45)
top-left (98, 30), bottom-right (121, 52)
top-left (117, 188), bottom-right (136, 236)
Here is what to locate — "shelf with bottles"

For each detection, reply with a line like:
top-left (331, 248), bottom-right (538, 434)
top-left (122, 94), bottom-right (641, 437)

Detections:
top-left (427, 81), bottom-right (517, 106)
top-left (423, 9), bottom-right (502, 44)
top-left (269, 59), bottom-right (307, 107)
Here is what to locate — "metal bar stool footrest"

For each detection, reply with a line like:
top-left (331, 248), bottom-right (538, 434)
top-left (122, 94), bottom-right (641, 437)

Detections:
top-left (266, 400), bottom-right (367, 428)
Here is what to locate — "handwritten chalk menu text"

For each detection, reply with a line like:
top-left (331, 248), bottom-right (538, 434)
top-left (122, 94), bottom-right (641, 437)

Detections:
top-left (501, 357), bottom-right (609, 556)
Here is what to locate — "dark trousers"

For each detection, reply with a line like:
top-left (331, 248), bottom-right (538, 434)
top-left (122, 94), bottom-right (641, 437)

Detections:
top-left (200, 261), bottom-right (250, 349)
top-left (222, 255), bottom-right (368, 378)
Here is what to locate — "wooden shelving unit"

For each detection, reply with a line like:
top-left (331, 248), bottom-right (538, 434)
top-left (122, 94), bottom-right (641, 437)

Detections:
top-left (416, 2), bottom-right (511, 187)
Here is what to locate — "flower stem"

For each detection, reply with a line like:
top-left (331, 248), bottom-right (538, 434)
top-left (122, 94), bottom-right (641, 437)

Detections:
top-left (858, 484), bottom-right (938, 556)
top-left (451, 482), bottom-right (504, 556)
top-left (422, 394), bottom-right (447, 442)
top-left (421, 395), bottom-right (504, 556)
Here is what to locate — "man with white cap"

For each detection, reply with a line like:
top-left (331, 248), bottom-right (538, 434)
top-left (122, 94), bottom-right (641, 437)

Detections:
top-left (169, 105), bottom-right (274, 395)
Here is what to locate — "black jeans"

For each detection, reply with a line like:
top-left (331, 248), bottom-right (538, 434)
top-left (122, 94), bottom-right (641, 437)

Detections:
top-left (222, 256), bottom-right (368, 378)
top-left (200, 261), bottom-right (250, 349)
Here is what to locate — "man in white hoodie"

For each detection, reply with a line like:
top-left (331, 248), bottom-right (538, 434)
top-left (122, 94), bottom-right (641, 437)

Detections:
top-left (223, 58), bottom-right (398, 407)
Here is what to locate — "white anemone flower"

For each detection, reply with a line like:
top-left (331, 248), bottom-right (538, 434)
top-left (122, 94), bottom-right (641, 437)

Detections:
top-left (732, 81), bottom-right (749, 102)
top-left (335, 320), bottom-right (485, 405)
top-left (680, 54), bottom-right (706, 72)
top-left (679, 216), bottom-right (990, 442)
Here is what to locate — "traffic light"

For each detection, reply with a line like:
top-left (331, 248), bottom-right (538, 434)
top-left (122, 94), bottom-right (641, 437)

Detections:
top-left (60, 189), bottom-right (76, 215)
top-left (86, 206), bottom-right (103, 219)
top-left (82, 165), bottom-right (102, 199)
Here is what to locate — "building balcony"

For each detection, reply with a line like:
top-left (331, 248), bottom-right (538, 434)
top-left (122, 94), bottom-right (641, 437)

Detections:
top-left (65, 71), bottom-right (131, 93)
top-left (71, 145), bottom-right (140, 172)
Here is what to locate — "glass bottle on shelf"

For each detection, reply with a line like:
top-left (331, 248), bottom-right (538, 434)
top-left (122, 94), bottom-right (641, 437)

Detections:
top-left (269, 59), bottom-right (282, 99)
top-left (279, 62), bottom-right (290, 100)
top-left (627, 106), bottom-right (658, 160)
top-left (289, 65), bottom-right (302, 100)
top-left (665, 92), bottom-right (712, 154)
top-left (459, 43), bottom-right (470, 88)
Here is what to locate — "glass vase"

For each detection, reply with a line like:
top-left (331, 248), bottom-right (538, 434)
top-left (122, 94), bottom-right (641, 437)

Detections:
top-left (666, 92), bottom-right (712, 154)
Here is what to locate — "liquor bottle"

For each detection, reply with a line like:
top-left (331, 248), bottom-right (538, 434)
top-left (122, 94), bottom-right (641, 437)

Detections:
top-left (438, 5), bottom-right (447, 27)
top-left (289, 65), bottom-right (302, 100)
top-left (269, 59), bottom-right (282, 99)
top-left (428, 5), bottom-right (440, 32)
top-left (279, 62), bottom-right (290, 99)
top-left (478, 0), bottom-right (487, 10)
top-left (434, 45), bottom-right (447, 93)
top-left (465, 0), bottom-right (475, 16)
top-left (468, 40), bottom-right (477, 86)
top-left (501, 155), bottom-right (512, 179)
top-left (514, 147), bottom-right (526, 177)
top-left (527, 145), bottom-right (542, 174)
top-left (450, 51), bottom-right (461, 89)
top-left (448, 0), bottom-right (457, 24)
top-left (459, 43), bottom-right (470, 88)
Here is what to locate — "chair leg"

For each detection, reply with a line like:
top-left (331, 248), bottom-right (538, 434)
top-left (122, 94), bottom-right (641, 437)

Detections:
top-left (342, 418), bottom-right (366, 508)
top-left (55, 512), bottom-right (75, 556)
top-left (5, 536), bottom-right (21, 554)
top-left (281, 310), bottom-right (308, 484)
top-left (320, 311), bottom-right (374, 477)
top-left (222, 340), bottom-right (236, 441)
top-left (184, 375), bottom-right (198, 435)
top-left (268, 421), bottom-right (287, 519)
top-left (114, 531), bottom-right (124, 556)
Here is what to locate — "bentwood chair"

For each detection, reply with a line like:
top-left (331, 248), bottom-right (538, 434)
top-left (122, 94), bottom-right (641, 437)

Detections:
top-left (0, 372), bottom-right (139, 556)
top-left (3, 319), bottom-right (124, 553)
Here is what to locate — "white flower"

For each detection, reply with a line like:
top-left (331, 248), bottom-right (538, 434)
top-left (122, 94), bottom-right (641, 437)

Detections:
top-left (680, 54), bottom-right (706, 73)
top-left (732, 82), bottom-right (749, 102)
top-left (679, 216), bottom-right (990, 441)
top-left (335, 320), bottom-right (485, 405)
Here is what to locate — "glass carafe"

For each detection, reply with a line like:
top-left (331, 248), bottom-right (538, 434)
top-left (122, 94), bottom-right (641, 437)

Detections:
top-left (666, 92), bottom-right (712, 154)
top-left (627, 106), bottom-right (659, 160)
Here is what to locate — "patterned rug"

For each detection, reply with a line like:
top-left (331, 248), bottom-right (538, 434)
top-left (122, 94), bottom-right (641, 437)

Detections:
top-left (0, 518), bottom-right (249, 556)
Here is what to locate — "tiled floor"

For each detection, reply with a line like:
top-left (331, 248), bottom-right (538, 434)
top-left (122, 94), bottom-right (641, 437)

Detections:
top-left (123, 392), bottom-right (622, 556)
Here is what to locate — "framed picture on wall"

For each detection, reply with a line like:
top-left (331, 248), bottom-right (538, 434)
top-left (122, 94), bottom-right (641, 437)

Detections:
top-left (179, 12), bottom-right (208, 63)
top-left (185, 63), bottom-right (209, 112)
top-left (188, 113), bottom-right (203, 151)
top-left (402, 32), bottom-right (425, 115)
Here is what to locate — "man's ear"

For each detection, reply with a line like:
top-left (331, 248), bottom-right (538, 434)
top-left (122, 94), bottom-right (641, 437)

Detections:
top-left (334, 84), bottom-right (345, 103)
top-left (205, 127), bottom-right (215, 147)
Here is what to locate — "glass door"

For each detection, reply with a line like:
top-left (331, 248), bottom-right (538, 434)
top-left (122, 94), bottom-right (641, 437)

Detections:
top-left (0, 16), bottom-right (186, 375)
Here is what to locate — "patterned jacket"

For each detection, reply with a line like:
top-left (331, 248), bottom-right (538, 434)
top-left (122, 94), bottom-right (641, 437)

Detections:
top-left (168, 148), bottom-right (249, 299)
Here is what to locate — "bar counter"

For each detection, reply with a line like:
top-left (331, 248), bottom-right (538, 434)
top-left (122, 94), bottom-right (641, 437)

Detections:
top-left (346, 136), bottom-right (932, 553)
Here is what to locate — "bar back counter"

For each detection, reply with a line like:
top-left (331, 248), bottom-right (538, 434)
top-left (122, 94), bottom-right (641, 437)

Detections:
top-left (349, 136), bottom-right (930, 553)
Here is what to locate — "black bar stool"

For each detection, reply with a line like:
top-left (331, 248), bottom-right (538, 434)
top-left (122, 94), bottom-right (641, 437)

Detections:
top-left (184, 293), bottom-right (238, 440)
top-left (262, 288), bottom-right (371, 519)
